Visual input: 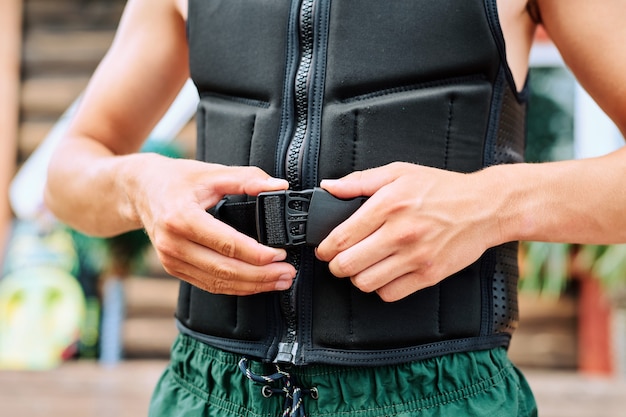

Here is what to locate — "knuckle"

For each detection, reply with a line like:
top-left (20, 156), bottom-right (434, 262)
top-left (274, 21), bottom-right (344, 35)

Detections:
top-left (252, 248), bottom-right (277, 266)
top-left (377, 287), bottom-right (401, 303)
top-left (421, 270), bottom-right (441, 288)
top-left (352, 276), bottom-right (376, 293)
top-left (159, 253), bottom-right (174, 270)
top-left (216, 237), bottom-right (237, 258)
top-left (159, 255), bottom-right (181, 277)
top-left (332, 256), bottom-right (356, 278)
top-left (409, 266), bottom-right (439, 291)
top-left (211, 264), bottom-right (237, 282)
top-left (251, 252), bottom-right (267, 266)
top-left (350, 274), bottom-right (380, 293)
top-left (160, 211), bottom-right (186, 234)
top-left (388, 161), bottom-right (407, 172)
top-left (252, 281), bottom-right (274, 294)
top-left (210, 278), bottom-right (235, 294)
top-left (153, 237), bottom-right (178, 259)
top-left (396, 228), bottom-right (419, 245)
top-left (248, 166), bottom-right (265, 177)
top-left (152, 234), bottom-right (181, 265)
top-left (258, 271), bottom-right (278, 283)
top-left (331, 229), bottom-right (352, 252)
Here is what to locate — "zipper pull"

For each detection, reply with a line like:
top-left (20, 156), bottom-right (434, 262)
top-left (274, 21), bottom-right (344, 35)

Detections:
top-left (274, 341), bottom-right (299, 364)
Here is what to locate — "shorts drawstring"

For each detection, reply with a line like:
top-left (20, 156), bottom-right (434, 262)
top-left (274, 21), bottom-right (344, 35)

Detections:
top-left (238, 357), bottom-right (318, 417)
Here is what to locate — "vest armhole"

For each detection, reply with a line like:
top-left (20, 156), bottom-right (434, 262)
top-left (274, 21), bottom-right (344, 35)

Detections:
top-left (483, 0), bottom-right (528, 102)
top-left (526, 0), bottom-right (542, 24)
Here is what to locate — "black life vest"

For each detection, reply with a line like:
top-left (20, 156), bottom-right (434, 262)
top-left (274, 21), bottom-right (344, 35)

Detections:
top-left (177, 0), bottom-right (527, 366)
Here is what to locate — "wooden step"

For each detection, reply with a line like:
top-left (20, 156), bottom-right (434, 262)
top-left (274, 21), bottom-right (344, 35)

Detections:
top-left (23, 0), bottom-right (126, 31)
top-left (509, 293), bottom-right (578, 369)
top-left (99, 276), bottom-right (179, 359)
top-left (18, 119), bottom-right (53, 161)
top-left (122, 276), bottom-right (179, 319)
top-left (22, 29), bottom-right (114, 76)
top-left (123, 317), bottom-right (177, 359)
top-left (21, 76), bottom-right (89, 118)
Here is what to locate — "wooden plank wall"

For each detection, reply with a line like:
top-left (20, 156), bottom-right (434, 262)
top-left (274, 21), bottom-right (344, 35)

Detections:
top-left (17, 0), bottom-right (188, 359)
top-left (19, 0), bottom-right (195, 165)
top-left (19, 0), bottom-right (127, 163)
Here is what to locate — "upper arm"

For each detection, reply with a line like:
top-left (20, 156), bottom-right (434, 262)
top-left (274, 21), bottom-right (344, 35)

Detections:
top-left (537, 0), bottom-right (626, 135)
top-left (68, 0), bottom-right (190, 155)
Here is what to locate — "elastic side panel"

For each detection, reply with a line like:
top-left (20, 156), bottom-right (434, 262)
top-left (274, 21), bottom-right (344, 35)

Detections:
top-left (493, 87), bottom-right (526, 165)
top-left (486, 83), bottom-right (525, 335)
top-left (491, 243), bottom-right (520, 334)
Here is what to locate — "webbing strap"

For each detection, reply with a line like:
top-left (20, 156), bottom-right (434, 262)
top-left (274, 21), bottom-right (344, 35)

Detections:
top-left (211, 188), bottom-right (367, 248)
top-left (260, 195), bottom-right (289, 245)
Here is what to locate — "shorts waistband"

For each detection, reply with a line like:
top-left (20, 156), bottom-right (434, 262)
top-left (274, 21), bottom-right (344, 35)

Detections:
top-left (162, 334), bottom-right (524, 417)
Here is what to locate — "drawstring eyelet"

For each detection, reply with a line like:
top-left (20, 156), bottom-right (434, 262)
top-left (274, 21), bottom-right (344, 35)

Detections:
top-left (239, 357), bottom-right (316, 417)
top-left (262, 385), bottom-right (274, 398)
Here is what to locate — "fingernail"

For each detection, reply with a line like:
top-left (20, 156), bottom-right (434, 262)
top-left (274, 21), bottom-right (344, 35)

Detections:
top-left (266, 177), bottom-right (287, 187)
top-left (272, 250), bottom-right (287, 262)
top-left (276, 277), bottom-right (293, 290)
top-left (320, 179), bottom-right (337, 187)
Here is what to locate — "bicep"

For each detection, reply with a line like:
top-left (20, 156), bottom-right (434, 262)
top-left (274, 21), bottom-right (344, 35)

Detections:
top-left (68, 0), bottom-right (190, 155)
top-left (538, 0), bottom-right (626, 135)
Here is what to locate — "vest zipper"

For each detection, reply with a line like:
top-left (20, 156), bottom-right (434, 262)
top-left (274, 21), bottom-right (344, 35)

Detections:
top-left (274, 0), bottom-right (317, 364)
top-left (286, 0), bottom-right (315, 190)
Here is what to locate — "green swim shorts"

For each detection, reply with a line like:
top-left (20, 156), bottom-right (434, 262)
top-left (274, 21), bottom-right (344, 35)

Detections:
top-left (149, 334), bottom-right (537, 417)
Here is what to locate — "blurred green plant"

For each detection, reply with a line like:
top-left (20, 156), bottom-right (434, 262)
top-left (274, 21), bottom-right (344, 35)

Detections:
top-left (519, 67), bottom-right (626, 299)
top-left (520, 242), bottom-right (626, 299)
top-left (525, 67), bottom-right (575, 163)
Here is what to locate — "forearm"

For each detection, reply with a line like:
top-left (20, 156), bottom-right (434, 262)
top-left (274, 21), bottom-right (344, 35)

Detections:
top-left (490, 146), bottom-right (626, 245)
top-left (44, 136), bottom-right (146, 237)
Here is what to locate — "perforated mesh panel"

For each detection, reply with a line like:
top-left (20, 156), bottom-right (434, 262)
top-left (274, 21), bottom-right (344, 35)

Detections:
top-left (493, 87), bottom-right (525, 165)
top-left (492, 242), bottom-right (520, 333)
top-left (490, 85), bottom-right (525, 334)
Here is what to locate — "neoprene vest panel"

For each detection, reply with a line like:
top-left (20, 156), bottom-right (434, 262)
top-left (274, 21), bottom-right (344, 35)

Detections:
top-left (177, 0), bottom-right (527, 366)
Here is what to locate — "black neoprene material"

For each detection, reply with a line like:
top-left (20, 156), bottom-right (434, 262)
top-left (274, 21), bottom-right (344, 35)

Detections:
top-left (178, 0), bottom-right (527, 366)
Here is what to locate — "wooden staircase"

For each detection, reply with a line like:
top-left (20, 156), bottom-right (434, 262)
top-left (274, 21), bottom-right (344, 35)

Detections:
top-left (19, 0), bottom-right (195, 162)
top-left (19, 0), bottom-right (126, 162)
top-left (19, 0), bottom-right (189, 360)
top-left (122, 274), bottom-right (179, 359)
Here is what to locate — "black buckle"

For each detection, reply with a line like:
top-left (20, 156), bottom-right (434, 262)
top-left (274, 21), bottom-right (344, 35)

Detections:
top-left (256, 190), bottom-right (314, 247)
top-left (256, 188), bottom-right (367, 248)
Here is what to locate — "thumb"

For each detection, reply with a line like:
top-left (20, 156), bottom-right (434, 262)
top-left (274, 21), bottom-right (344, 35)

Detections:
top-left (210, 166), bottom-right (289, 197)
top-left (320, 164), bottom-right (403, 199)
